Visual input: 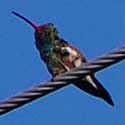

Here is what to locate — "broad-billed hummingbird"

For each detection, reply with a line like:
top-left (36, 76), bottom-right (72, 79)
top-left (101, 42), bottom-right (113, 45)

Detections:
top-left (12, 11), bottom-right (114, 106)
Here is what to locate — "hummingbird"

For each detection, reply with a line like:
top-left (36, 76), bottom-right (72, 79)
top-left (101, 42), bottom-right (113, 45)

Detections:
top-left (12, 11), bottom-right (114, 106)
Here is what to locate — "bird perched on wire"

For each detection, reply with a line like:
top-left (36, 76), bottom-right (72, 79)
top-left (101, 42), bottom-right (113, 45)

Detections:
top-left (12, 11), bottom-right (114, 106)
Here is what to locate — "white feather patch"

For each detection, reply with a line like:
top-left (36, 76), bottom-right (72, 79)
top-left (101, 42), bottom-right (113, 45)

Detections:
top-left (74, 59), bottom-right (82, 67)
top-left (62, 47), bottom-right (78, 62)
top-left (86, 75), bottom-right (97, 89)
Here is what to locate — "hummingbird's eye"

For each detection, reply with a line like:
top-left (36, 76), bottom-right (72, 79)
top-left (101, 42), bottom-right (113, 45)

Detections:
top-left (53, 27), bottom-right (56, 32)
top-left (53, 27), bottom-right (59, 34)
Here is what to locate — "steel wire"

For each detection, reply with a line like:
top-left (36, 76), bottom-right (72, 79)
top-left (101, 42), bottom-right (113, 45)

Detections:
top-left (0, 47), bottom-right (124, 116)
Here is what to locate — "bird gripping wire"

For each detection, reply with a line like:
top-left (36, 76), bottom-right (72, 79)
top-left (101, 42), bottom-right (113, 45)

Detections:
top-left (0, 46), bottom-right (124, 116)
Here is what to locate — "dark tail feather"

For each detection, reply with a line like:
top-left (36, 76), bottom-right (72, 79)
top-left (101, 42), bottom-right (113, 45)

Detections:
top-left (74, 75), bottom-right (114, 106)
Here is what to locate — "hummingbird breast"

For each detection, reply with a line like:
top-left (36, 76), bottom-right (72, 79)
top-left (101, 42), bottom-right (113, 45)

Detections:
top-left (50, 43), bottom-right (87, 78)
top-left (38, 39), bottom-right (86, 77)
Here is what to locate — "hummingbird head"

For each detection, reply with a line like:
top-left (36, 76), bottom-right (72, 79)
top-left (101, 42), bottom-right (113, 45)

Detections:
top-left (12, 11), bottom-right (59, 50)
top-left (35, 23), bottom-right (59, 42)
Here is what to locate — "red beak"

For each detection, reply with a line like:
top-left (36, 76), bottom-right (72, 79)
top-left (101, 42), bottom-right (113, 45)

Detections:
top-left (12, 11), bottom-right (41, 32)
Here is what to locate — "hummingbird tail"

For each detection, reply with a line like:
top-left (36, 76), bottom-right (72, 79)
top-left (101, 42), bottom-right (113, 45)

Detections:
top-left (74, 75), bottom-right (114, 106)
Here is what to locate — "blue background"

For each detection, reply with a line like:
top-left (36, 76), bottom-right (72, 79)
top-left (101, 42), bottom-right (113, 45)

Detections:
top-left (0, 0), bottom-right (125, 124)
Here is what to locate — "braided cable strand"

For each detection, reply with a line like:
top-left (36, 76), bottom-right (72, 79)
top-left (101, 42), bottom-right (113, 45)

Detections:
top-left (0, 47), bottom-right (125, 116)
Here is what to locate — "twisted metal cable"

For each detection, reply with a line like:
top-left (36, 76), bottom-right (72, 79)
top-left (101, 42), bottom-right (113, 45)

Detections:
top-left (0, 47), bottom-right (125, 116)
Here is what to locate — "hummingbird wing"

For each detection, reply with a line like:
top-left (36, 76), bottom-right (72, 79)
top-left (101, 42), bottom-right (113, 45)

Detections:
top-left (74, 75), bottom-right (114, 106)
top-left (59, 39), bottom-right (114, 106)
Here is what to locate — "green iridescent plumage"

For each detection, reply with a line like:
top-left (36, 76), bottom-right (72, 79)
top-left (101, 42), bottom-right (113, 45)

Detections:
top-left (35, 23), bottom-right (69, 76)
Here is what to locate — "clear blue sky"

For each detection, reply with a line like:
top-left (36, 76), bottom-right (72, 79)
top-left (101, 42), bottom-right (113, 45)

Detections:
top-left (0, 0), bottom-right (125, 124)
